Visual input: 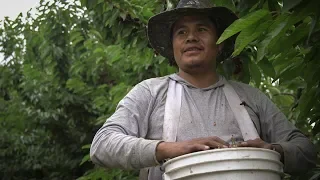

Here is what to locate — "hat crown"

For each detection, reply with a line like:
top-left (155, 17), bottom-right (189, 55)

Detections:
top-left (177, 0), bottom-right (215, 8)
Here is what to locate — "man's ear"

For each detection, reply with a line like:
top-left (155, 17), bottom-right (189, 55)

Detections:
top-left (215, 41), bottom-right (225, 64)
top-left (217, 41), bottom-right (224, 53)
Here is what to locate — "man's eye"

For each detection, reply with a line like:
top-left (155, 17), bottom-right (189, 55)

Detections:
top-left (177, 30), bottom-right (186, 35)
top-left (199, 27), bottom-right (207, 31)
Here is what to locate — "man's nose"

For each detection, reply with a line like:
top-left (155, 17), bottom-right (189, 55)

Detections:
top-left (186, 31), bottom-right (199, 42)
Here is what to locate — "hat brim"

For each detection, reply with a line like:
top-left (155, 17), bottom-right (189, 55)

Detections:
top-left (147, 7), bottom-right (238, 63)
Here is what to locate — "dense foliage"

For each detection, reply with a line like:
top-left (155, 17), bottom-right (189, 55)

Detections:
top-left (0, 0), bottom-right (319, 179)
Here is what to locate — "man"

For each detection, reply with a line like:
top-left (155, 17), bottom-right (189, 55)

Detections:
top-left (90, 0), bottom-right (316, 179)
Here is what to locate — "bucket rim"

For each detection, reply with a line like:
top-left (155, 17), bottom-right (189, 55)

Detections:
top-left (165, 168), bottom-right (285, 179)
top-left (163, 147), bottom-right (281, 167)
top-left (165, 157), bottom-right (284, 174)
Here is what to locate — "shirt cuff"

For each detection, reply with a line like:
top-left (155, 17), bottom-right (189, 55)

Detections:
top-left (139, 139), bottom-right (164, 168)
top-left (153, 140), bottom-right (165, 165)
top-left (271, 142), bottom-right (289, 172)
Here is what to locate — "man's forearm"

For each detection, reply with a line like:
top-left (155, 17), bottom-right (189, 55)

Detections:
top-left (90, 129), bottom-right (161, 169)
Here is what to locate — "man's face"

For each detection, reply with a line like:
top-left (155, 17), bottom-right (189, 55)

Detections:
top-left (172, 15), bottom-right (221, 72)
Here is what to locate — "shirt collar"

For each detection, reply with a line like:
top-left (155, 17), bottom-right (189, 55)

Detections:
top-left (168, 73), bottom-right (227, 90)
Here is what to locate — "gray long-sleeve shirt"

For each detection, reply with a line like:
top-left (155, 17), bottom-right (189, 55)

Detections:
top-left (90, 74), bottom-right (316, 179)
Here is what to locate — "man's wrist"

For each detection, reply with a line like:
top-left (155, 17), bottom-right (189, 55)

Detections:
top-left (156, 141), bottom-right (168, 162)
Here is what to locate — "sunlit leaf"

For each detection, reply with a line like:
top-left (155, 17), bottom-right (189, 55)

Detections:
top-left (82, 144), bottom-right (91, 149)
top-left (217, 9), bottom-right (270, 44)
top-left (233, 18), bottom-right (272, 56)
top-left (80, 154), bottom-right (91, 165)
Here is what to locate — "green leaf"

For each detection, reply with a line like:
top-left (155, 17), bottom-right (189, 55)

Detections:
top-left (40, 44), bottom-right (51, 60)
top-left (268, 87), bottom-right (281, 95)
top-left (307, 9), bottom-right (320, 44)
top-left (217, 9), bottom-right (270, 44)
top-left (53, 47), bottom-right (63, 59)
top-left (71, 36), bottom-right (84, 46)
top-left (233, 18), bottom-right (272, 56)
top-left (70, 31), bottom-right (83, 42)
top-left (122, 26), bottom-right (132, 38)
top-left (303, 61), bottom-right (319, 85)
top-left (273, 93), bottom-right (295, 108)
top-left (82, 144), bottom-right (91, 149)
top-left (299, 87), bottom-right (317, 119)
top-left (272, 50), bottom-right (298, 73)
top-left (269, 22), bottom-right (311, 55)
top-left (132, 37), bottom-right (138, 47)
top-left (66, 78), bottom-right (87, 93)
top-left (105, 45), bottom-right (123, 64)
top-left (80, 154), bottom-right (90, 165)
top-left (119, 12), bottom-right (127, 20)
top-left (106, 9), bottom-right (120, 27)
top-left (93, 47), bottom-right (104, 55)
top-left (257, 58), bottom-right (276, 78)
top-left (249, 60), bottom-right (261, 86)
top-left (89, 30), bottom-right (103, 40)
top-left (257, 15), bottom-right (289, 61)
top-left (141, 8), bottom-right (154, 19)
top-left (277, 62), bottom-right (303, 84)
top-left (309, 170), bottom-right (320, 180)
top-left (289, 0), bottom-right (318, 24)
top-left (80, 0), bottom-right (88, 7)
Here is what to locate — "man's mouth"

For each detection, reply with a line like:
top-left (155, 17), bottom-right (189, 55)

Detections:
top-left (183, 46), bottom-right (204, 54)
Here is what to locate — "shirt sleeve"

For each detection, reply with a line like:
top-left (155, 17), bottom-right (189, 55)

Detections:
top-left (90, 82), bottom-right (163, 169)
top-left (256, 89), bottom-right (317, 175)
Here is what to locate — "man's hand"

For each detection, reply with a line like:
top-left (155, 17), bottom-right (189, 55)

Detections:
top-left (237, 138), bottom-right (284, 162)
top-left (236, 138), bottom-right (272, 149)
top-left (156, 136), bottom-right (229, 162)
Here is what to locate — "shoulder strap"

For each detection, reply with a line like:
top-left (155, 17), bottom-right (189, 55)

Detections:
top-left (162, 80), bottom-right (183, 142)
top-left (222, 82), bottom-right (259, 141)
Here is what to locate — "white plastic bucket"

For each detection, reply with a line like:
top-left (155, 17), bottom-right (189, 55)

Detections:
top-left (163, 147), bottom-right (283, 180)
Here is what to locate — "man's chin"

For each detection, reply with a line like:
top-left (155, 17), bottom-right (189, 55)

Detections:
top-left (185, 59), bottom-right (204, 67)
top-left (182, 61), bottom-right (205, 73)
top-left (179, 59), bottom-right (216, 73)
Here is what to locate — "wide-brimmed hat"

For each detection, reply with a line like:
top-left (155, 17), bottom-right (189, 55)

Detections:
top-left (147, 0), bottom-right (238, 64)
